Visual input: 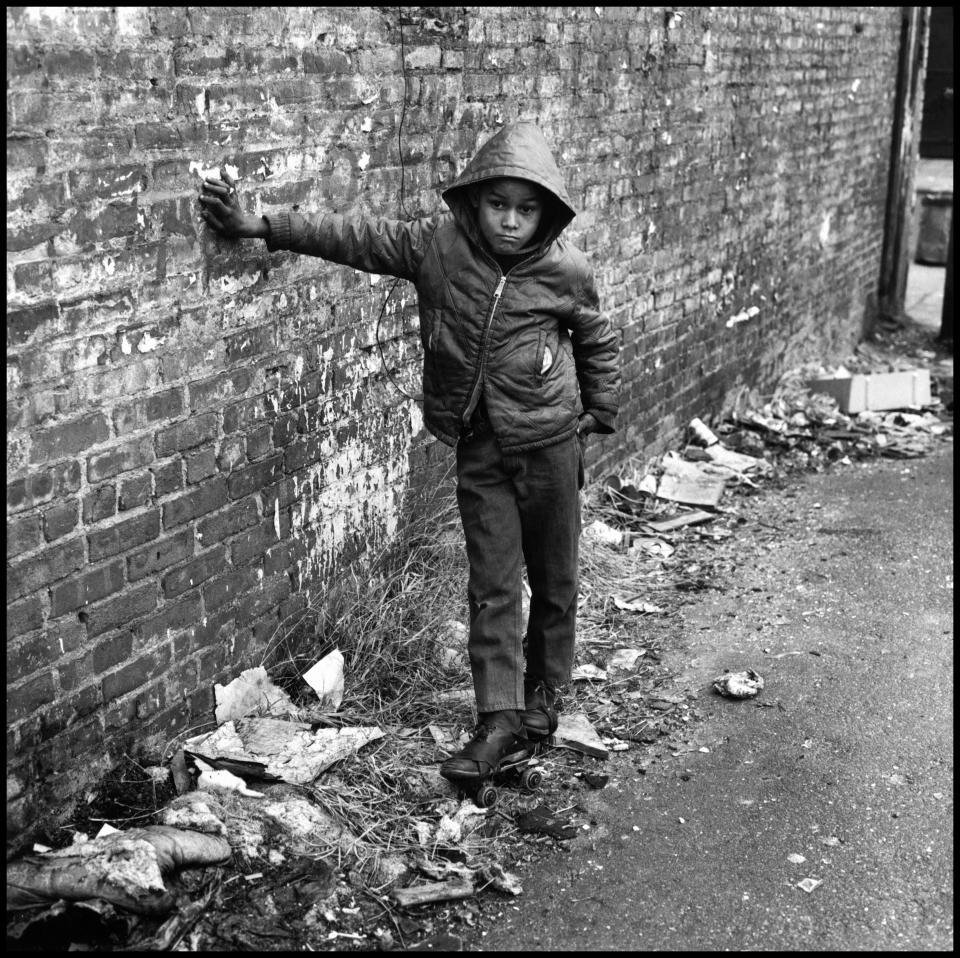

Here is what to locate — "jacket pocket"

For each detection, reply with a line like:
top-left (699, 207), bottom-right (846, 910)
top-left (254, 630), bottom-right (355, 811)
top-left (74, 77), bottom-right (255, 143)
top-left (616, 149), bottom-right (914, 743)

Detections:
top-left (426, 309), bottom-right (444, 353)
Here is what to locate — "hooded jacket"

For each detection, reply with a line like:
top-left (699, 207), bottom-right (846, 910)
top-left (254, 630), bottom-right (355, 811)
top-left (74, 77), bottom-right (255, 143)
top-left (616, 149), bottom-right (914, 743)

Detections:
top-left (264, 122), bottom-right (621, 453)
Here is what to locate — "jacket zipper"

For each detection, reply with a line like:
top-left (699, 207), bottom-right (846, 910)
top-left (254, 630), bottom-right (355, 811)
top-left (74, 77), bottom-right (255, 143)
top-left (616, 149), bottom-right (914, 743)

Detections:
top-left (462, 273), bottom-right (507, 425)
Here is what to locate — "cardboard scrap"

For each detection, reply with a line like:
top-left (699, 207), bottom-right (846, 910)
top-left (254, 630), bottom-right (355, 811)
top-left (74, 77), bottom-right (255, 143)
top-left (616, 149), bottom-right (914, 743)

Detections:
top-left (550, 710), bottom-right (609, 759)
top-left (214, 667), bottom-right (299, 725)
top-left (184, 717), bottom-right (384, 785)
top-left (654, 453), bottom-right (727, 507)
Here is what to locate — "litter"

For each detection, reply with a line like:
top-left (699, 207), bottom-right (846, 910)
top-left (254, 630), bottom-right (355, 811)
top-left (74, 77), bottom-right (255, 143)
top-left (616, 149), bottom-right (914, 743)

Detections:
top-left (184, 717), bottom-right (384, 785)
top-left (6, 826), bottom-right (231, 916)
top-left (214, 666), bottom-right (299, 725)
top-left (571, 663), bottom-right (608, 682)
top-left (688, 417), bottom-right (720, 446)
top-left (435, 802), bottom-right (487, 845)
top-left (516, 804), bottom-right (579, 840)
top-left (713, 669), bottom-right (765, 698)
top-left (629, 536), bottom-right (675, 558)
top-left (807, 369), bottom-right (932, 413)
top-left (796, 877), bottom-right (822, 893)
top-left (301, 649), bottom-right (345, 711)
top-left (392, 877), bottom-right (475, 907)
top-left (194, 758), bottom-right (265, 797)
top-left (643, 509), bottom-right (715, 533)
top-left (612, 595), bottom-right (663, 614)
top-left (584, 518), bottom-right (627, 548)
top-left (477, 862), bottom-right (522, 896)
top-left (606, 648), bottom-right (646, 671)
top-left (551, 711), bottom-right (609, 759)
top-left (653, 453), bottom-right (727, 507)
top-left (787, 853), bottom-right (807, 864)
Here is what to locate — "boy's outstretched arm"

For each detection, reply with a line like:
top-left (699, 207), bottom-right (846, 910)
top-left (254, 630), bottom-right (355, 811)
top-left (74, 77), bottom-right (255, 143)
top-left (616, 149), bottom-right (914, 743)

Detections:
top-left (197, 169), bottom-right (431, 282)
top-left (198, 171), bottom-right (268, 240)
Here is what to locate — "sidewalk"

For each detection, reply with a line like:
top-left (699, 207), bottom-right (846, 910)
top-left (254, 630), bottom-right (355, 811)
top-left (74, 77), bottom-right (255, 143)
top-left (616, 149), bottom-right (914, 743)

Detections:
top-left (905, 158), bottom-right (952, 331)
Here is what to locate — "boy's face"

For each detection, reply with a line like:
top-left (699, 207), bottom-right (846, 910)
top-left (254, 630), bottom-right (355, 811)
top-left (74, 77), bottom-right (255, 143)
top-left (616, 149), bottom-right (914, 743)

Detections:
top-left (473, 177), bottom-right (544, 254)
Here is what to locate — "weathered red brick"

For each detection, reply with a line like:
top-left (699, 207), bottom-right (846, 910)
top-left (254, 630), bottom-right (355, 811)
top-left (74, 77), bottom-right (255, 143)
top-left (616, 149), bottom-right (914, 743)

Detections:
top-left (87, 435), bottom-right (155, 483)
top-left (134, 593), bottom-right (203, 645)
top-left (127, 527), bottom-right (195, 582)
top-left (155, 413), bottom-right (218, 456)
top-left (7, 672), bottom-right (56, 724)
top-left (42, 498), bottom-right (79, 542)
top-left (83, 483), bottom-right (117, 523)
top-left (30, 413), bottom-right (111, 464)
top-left (87, 510), bottom-right (160, 562)
top-left (161, 547), bottom-right (227, 598)
top-left (227, 453), bottom-right (284, 499)
top-left (162, 477), bottom-right (228, 529)
top-left (118, 472), bottom-right (153, 511)
top-left (83, 583), bottom-right (158, 638)
top-left (7, 460), bottom-right (82, 514)
top-left (49, 560), bottom-right (125, 617)
top-left (101, 645), bottom-right (172, 703)
top-left (7, 513), bottom-right (43, 559)
top-left (8, 538), bottom-right (86, 602)
top-left (6, 600), bottom-right (45, 646)
top-left (196, 498), bottom-right (260, 546)
top-left (185, 446), bottom-right (217, 484)
top-left (113, 388), bottom-right (184, 436)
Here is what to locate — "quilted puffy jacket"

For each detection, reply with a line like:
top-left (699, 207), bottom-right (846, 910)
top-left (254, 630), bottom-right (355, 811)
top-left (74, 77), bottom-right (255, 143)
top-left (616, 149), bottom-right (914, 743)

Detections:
top-left (264, 122), bottom-right (621, 453)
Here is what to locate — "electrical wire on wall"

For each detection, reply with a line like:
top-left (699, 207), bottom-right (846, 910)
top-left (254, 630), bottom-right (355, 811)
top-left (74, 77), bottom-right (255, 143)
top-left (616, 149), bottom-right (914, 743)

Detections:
top-left (374, 8), bottom-right (417, 402)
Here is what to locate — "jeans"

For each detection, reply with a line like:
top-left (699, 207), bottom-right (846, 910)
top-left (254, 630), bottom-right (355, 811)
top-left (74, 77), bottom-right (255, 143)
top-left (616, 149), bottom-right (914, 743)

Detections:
top-left (455, 429), bottom-right (583, 712)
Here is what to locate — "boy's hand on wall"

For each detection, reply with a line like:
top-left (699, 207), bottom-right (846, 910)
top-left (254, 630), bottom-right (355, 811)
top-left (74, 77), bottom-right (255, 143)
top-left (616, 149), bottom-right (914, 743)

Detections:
top-left (198, 169), bottom-right (268, 240)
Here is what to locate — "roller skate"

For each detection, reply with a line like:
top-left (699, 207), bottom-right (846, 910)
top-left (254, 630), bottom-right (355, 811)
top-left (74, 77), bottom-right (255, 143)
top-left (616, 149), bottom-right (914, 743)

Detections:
top-left (518, 677), bottom-right (559, 742)
top-left (440, 710), bottom-right (545, 808)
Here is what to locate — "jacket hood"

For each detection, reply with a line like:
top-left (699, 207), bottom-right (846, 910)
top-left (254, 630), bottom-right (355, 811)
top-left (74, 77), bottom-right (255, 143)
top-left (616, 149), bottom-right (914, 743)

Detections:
top-left (441, 122), bottom-right (577, 252)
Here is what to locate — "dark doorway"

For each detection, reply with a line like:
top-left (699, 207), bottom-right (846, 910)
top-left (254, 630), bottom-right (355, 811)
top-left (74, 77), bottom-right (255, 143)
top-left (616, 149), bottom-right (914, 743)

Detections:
top-left (920, 6), bottom-right (953, 158)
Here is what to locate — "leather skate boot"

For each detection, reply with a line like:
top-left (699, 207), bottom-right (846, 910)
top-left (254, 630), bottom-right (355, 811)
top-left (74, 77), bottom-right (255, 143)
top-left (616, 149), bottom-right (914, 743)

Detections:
top-left (440, 710), bottom-right (529, 782)
top-left (519, 678), bottom-right (559, 740)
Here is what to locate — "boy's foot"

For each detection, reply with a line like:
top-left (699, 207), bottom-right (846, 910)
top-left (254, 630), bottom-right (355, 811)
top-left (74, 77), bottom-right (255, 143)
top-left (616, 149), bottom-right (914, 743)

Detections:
top-left (440, 710), bottom-right (529, 782)
top-left (519, 678), bottom-right (558, 739)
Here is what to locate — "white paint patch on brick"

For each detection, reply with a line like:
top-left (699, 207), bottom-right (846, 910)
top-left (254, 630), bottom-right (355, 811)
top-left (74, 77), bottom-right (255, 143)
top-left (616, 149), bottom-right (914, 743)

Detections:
top-left (293, 355), bottom-right (304, 380)
top-left (138, 331), bottom-right (165, 353)
top-left (189, 160), bottom-right (221, 181)
top-left (358, 152), bottom-right (370, 171)
top-left (361, 116), bottom-right (373, 133)
top-left (120, 334), bottom-right (133, 355)
top-left (819, 212), bottom-right (832, 247)
top-left (195, 91), bottom-right (206, 118)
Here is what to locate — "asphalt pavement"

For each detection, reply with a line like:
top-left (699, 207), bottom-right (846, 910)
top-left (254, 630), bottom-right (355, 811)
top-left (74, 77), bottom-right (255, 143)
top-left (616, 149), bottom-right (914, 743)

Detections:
top-left (462, 441), bottom-right (953, 951)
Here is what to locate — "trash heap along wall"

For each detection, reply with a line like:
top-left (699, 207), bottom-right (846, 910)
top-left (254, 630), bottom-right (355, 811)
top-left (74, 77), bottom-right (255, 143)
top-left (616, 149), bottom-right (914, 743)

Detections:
top-left (6, 6), bottom-right (904, 837)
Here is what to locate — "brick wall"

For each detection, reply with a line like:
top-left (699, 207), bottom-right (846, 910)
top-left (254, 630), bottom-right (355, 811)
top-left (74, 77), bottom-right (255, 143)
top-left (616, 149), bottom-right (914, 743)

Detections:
top-left (6, 6), bottom-right (904, 838)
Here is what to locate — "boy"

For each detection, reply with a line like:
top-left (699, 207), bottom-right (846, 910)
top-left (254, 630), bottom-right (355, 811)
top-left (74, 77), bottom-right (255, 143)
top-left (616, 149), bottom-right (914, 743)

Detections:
top-left (199, 121), bottom-right (621, 785)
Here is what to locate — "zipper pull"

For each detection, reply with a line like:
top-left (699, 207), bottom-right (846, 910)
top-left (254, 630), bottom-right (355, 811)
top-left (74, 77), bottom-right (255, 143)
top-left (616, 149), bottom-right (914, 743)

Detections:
top-left (494, 275), bottom-right (506, 297)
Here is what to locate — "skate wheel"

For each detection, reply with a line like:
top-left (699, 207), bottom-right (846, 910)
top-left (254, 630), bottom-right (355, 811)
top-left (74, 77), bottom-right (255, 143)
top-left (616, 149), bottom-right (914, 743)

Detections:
top-left (521, 768), bottom-right (543, 790)
top-left (475, 784), bottom-right (498, 808)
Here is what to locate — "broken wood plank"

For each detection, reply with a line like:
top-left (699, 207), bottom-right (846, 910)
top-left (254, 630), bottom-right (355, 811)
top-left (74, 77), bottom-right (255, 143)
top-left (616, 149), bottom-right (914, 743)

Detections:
top-left (642, 510), bottom-right (715, 533)
top-left (391, 878), bottom-right (474, 907)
